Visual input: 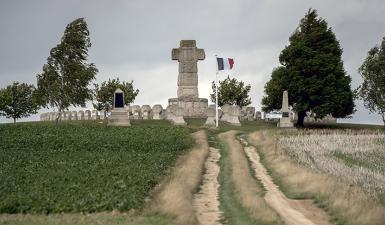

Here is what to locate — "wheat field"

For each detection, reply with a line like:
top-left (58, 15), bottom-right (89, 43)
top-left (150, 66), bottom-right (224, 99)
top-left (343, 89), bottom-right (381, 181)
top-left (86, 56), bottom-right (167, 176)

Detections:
top-left (279, 129), bottom-right (385, 203)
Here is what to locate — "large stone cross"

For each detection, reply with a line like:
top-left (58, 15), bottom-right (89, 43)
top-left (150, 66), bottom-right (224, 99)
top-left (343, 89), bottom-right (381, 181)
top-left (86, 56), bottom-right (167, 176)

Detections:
top-left (172, 40), bottom-right (205, 99)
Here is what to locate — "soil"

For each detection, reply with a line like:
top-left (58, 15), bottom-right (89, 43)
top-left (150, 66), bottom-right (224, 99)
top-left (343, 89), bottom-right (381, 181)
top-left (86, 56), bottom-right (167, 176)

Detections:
top-left (192, 147), bottom-right (223, 225)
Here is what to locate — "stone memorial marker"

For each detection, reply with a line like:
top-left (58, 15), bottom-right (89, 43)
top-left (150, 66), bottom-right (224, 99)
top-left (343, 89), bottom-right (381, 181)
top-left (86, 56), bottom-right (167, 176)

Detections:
top-left (141, 105), bottom-right (152, 120)
top-left (78, 110), bottom-right (85, 120)
top-left (108, 88), bottom-right (131, 126)
top-left (152, 105), bottom-right (163, 120)
top-left (168, 40), bottom-right (208, 118)
top-left (278, 90), bottom-right (294, 128)
top-left (91, 110), bottom-right (99, 120)
top-left (84, 110), bottom-right (91, 120)
top-left (204, 107), bottom-right (216, 127)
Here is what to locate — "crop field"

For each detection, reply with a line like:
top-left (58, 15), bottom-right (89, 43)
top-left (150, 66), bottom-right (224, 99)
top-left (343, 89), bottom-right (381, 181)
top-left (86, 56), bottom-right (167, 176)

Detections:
top-left (279, 129), bottom-right (385, 203)
top-left (0, 122), bottom-right (193, 214)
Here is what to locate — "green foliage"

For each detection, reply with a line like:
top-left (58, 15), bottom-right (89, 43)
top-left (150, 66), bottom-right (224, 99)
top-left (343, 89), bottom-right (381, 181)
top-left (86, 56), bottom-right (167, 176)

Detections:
top-left (262, 9), bottom-right (355, 126)
top-left (356, 37), bottom-right (385, 125)
top-left (0, 82), bottom-right (39, 123)
top-left (210, 76), bottom-right (251, 107)
top-left (0, 122), bottom-right (192, 213)
top-left (93, 78), bottom-right (139, 112)
top-left (35, 18), bottom-right (98, 118)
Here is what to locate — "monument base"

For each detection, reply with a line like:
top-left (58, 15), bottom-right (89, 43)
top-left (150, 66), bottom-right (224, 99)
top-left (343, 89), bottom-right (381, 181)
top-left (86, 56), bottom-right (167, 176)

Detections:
top-left (108, 109), bottom-right (131, 126)
top-left (278, 117), bottom-right (293, 128)
top-left (168, 97), bottom-right (208, 118)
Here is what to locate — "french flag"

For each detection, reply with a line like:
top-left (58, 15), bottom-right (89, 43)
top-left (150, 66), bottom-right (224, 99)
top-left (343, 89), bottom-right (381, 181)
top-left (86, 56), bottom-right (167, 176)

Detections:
top-left (217, 57), bottom-right (234, 71)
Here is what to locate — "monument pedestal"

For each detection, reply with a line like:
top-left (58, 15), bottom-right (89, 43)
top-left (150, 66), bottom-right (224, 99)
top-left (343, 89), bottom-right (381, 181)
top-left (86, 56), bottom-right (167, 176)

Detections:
top-left (108, 109), bottom-right (130, 126)
top-left (278, 117), bottom-right (293, 128)
top-left (168, 97), bottom-right (208, 118)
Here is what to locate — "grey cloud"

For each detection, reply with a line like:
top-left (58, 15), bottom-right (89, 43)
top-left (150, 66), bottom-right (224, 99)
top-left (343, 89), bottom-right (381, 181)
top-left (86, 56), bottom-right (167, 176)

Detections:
top-left (1, 0), bottom-right (385, 124)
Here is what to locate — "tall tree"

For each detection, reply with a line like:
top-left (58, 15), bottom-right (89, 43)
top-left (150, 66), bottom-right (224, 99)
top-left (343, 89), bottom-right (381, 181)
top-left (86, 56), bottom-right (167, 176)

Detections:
top-left (262, 9), bottom-right (354, 126)
top-left (210, 76), bottom-right (251, 107)
top-left (356, 37), bottom-right (385, 126)
top-left (93, 78), bottom-right (139, 116)
top-left (0, 82), bottom-right (39, 123)
top-left (35, 18), bottom-right (98, 122)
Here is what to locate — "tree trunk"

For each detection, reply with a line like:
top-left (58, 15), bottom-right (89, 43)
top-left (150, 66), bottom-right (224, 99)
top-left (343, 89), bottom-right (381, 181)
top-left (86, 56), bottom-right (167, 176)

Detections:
top-left (13, 118), bottom-right (16, 123)
top-left (55, 108), bottom-right (62, 126)
top-left (297, 111), bottom-right (306, 127)
top-left (382, 113), bottom-right (385, 129)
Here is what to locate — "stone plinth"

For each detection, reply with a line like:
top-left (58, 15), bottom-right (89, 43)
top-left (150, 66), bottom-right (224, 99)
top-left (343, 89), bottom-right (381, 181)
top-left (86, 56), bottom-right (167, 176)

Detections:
top-left (168, 97), bottom-right (208, 118)
top-left (109, 109), bottom-right (130, 126)
top-left (168, 40), bottom-right (208, 118)
top-left (166, 105), bottom-right (186, 125)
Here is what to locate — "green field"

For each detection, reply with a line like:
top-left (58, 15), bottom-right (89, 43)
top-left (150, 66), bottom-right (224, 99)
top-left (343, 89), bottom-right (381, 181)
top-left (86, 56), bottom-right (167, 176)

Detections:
top-left (0, 121), bottom-right (193, 214)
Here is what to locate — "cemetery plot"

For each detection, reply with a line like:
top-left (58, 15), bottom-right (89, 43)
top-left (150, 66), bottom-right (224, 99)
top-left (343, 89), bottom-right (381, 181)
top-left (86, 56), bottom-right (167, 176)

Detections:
top-left (0, 122), bottom-right (193, 213)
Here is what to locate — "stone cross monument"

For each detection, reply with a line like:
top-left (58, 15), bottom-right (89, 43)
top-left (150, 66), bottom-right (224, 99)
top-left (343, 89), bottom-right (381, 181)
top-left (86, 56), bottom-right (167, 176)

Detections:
top-left (168, 40), bottom-right (208, 117)
top-left (278, 90), bottom-right (293, 128)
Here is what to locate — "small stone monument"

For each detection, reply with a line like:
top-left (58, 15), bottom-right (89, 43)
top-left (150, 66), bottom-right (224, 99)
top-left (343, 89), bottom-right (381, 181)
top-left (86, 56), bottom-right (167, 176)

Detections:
top-left (78, 110), bottom-right (85, 120)
top-left (141, 105), bottom-right (152, 120)
top-left (278, 90), bottom-right (294, 128)
top-left (108, 88), bottom-right (131, 126)
top-left (152, 105), bottom-right (163, 120)
top-left (84, 110), bottom-right (91, 120)
top-left (131, 105), bottom-right (141, 119)
top-left (168, 40), bottom-right (208, 118)
top-left (204, 107), bottom-right (216, 127)
top-left (91, 110), bottom-right (99, 120)
top-left (221, 104), bottom-right (241, 126)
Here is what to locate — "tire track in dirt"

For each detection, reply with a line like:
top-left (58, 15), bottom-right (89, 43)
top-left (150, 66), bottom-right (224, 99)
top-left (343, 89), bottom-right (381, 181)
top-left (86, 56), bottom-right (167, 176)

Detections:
top-left (240, 136), bottom-right (331, 225)
top-left (193, 147), bottom-right (223, 225)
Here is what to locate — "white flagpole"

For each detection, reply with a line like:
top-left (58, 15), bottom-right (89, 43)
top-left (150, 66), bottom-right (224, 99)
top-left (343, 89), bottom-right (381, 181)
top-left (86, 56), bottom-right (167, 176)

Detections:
top-left (215, 55), bottom-right (219, 127)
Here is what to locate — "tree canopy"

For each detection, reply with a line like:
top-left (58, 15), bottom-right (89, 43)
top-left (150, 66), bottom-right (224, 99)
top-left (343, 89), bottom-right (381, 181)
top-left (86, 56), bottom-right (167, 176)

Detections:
top-left (93, 78), bottom-right (139, 113)
top-left (0, 82), bottom-right (39, 123)
top-left (356, 37), bottom-right (385, 125)
top-left (262, 9), bottom-right (354, 126)
top-left (35, 18), bottom-right (98, 121)
top-left (210, 76), bottom-right (251, 107)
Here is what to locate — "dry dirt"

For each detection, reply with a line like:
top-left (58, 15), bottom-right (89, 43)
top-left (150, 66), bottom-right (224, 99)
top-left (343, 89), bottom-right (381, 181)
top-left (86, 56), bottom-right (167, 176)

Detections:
top-left (192, 147), bottom-right (223, 225)
top-left (147, 130), bottom-right (209, 225)
top-left (240, 136), bottom-right (332, 225)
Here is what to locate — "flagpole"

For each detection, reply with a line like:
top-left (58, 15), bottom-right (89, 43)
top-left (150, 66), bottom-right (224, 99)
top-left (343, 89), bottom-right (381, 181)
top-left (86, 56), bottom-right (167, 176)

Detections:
top-left (215, 55), bottom-right (219, 128)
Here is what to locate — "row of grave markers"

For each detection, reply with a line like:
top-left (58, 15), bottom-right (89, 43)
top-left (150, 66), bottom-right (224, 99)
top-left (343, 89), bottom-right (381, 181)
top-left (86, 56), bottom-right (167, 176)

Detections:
top-left (40, 104), bottom-right (263, 125)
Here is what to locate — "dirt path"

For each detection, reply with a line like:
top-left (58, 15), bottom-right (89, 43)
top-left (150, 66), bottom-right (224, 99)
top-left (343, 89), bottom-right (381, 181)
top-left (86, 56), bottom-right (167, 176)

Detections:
top-left (193, 147), bottom-right (222, 225)
top-left (240, 136), bottom-right (331, 225)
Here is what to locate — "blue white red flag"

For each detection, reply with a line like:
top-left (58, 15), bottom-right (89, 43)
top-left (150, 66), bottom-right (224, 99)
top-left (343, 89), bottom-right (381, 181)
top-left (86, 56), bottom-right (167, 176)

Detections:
top-left (217, 57), bottom-right (234, 71)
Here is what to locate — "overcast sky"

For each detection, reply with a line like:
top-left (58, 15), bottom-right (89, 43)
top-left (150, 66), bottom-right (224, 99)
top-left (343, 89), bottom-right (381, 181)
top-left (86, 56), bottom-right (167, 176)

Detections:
top-left (1, 0), bottom-right (384, 124)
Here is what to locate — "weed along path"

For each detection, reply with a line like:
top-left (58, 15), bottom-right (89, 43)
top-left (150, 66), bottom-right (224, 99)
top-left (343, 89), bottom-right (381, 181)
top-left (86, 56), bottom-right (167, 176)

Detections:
top-left (192, 147), bottom-right (223, 225)
top-left (239, 135), bottom-right (331, 225)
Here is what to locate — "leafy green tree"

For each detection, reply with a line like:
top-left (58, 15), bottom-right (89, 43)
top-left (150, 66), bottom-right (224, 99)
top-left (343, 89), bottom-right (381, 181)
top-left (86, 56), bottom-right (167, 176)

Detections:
top-left (210, 76), bottom-right (251, 107)
top-left (0, 82), bottom-right (39, 123)
top-left (93, 78), bottom-right (139, 116)
top-left (262, 9), bottom-right (354, 126)
top-left (35, 18), bottom-right (98, 122)
top-left (356, 37), bottom-right (385, 126)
